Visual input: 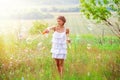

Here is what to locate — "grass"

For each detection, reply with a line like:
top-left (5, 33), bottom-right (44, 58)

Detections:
top-left (0, 12), bottom-right (119, 80)
top-left (0, 32), bottom-right (120, 80)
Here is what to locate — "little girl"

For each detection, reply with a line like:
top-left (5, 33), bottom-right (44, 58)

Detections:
top-left (42, 16), bottom-right (70, 77)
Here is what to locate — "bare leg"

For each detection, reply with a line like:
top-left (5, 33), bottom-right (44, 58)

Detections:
top-left (55, 59), bottom-right (61, 74)
top-left (60, 59), bottom-right (64, 77)
top-left (55, 59), bottom-right (64, 78)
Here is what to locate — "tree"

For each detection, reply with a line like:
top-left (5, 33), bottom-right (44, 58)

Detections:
top-left (29, 21), bottom-right (48, 35)
top-left (80, 0), bottom-right (120, 39)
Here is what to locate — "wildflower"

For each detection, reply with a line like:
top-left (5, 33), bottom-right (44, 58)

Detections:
top-left (10, 57), bottom-right (13, 60)
top-left (21, 76), bottom-right (24, 80)
top-left (87, 43), bottom-right (91, 50)
top-left (18, 33), bottom-right (23, 40)
top-left (87, 72), bottom-right (90, 76)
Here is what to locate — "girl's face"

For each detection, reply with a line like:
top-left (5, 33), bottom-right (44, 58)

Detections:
top-left (57, 19), bottom-right (64, 26)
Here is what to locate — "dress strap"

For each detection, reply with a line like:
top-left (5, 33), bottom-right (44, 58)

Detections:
top-left (64, 27), bottom-right (67, 34)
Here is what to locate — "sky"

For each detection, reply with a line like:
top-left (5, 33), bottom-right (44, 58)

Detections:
top-left (0, 0), bottom-right (79, 9)
top-left (0, 0), bottom-right (45, 19)
top-left (0, 0), bottom-right (79, 18)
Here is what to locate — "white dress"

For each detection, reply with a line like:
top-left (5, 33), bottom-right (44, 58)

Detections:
top-left (51, 28), bottom-right (67, 59)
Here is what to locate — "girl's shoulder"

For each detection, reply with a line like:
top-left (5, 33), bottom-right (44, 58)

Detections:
top-left (52, 25), bottom-right (57, 31)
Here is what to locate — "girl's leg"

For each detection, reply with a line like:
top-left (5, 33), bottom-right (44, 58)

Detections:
top-left (60, 59), bottom-right (64, 77)
top-left (55, 59), bottom-right (64, 77)
top-left (55, 59), bottom-right (61, 73)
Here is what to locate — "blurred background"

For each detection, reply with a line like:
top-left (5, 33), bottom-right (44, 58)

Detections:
top-left (0, 0), bottom-right (113, 35)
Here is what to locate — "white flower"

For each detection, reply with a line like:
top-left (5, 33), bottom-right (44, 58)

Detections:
top-left (21, 76), bottom-right (24, 80)
top-left (87, 43), bottom-right (91, 50)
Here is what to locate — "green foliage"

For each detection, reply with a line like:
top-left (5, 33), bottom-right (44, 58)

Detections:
top-left (80, 0), bottom-right (119, 22)
top-left (29, 21), bottom-right (48, 34)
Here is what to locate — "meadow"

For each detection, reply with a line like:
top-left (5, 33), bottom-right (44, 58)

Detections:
top-left (0, 13), bottom-right (120, 80)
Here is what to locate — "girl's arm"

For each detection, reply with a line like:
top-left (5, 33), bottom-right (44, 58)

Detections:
top-left (42, 26), bottom-right (55, 34)
top-left (66, 28), bottom-right (71, 43)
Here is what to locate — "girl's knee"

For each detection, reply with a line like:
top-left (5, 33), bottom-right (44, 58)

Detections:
top-left (60, 59), bottom-right (64, 66)
top-left (56, 62), bottom-right (60, 67)
top-left (55, 59), bottom-right (60, 67)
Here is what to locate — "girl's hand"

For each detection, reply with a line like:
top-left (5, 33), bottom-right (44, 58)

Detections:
top-left (67, 39), bottom-right (71, 43)
top-left (42, 29), bottom-right (49, 35)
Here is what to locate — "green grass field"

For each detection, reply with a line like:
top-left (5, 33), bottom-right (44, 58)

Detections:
top-left (0, 32), bottom-right (120, 80)
top-left (0, 13), bottom-right (120, 80)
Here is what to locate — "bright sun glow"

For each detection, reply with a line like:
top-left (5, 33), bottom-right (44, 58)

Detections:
top-left (0, 0), bottom-right (46, 34)
top-left (0, 0), bottom-right (31, 17)
top-left (0, 0), bottom-right (34, 34)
